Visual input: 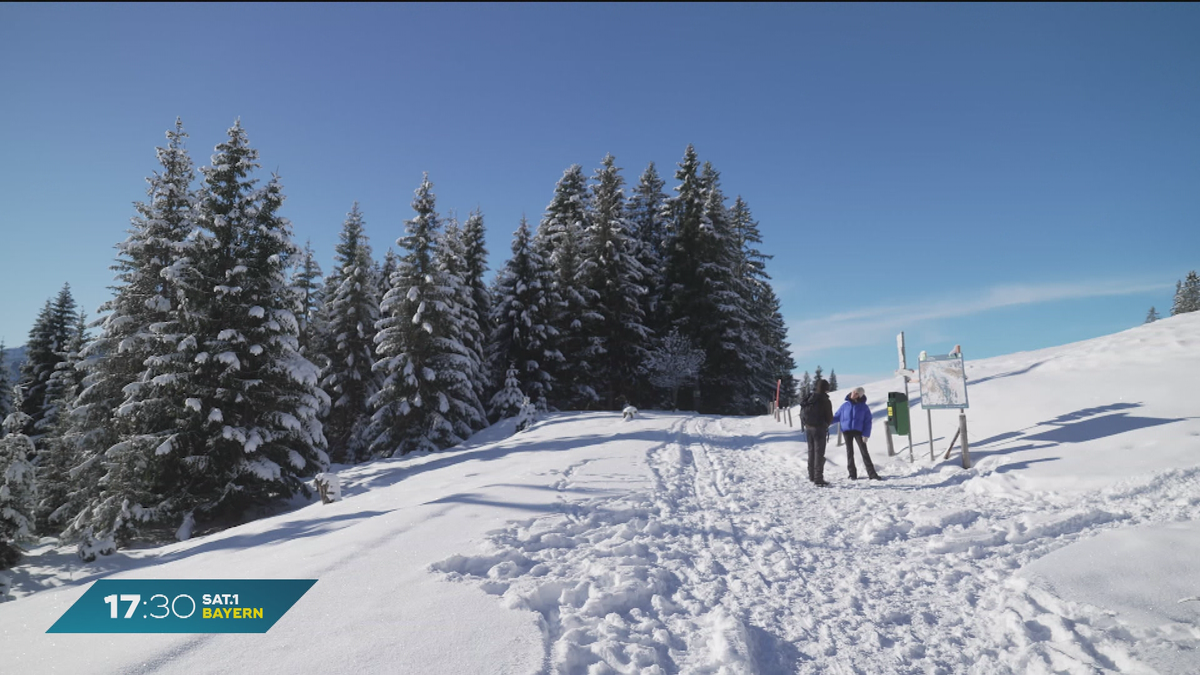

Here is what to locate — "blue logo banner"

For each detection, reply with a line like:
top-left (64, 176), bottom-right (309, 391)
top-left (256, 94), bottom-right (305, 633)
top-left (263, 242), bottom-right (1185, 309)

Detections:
top-left (47, 579), bottom-right (316, 633)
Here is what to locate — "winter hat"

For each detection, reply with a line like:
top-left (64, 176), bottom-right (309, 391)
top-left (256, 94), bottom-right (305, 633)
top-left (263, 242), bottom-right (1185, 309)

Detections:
top-left (852, 387), bottom-right (865, 399)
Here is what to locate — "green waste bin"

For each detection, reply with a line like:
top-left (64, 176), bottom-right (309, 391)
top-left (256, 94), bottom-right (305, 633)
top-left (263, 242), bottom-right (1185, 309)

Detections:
top-left (887, 392), bottom-right (910, 436)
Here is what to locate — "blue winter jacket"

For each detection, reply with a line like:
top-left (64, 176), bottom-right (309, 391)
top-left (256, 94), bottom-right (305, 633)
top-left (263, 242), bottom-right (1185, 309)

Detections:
top-left (835, 395), bottom-right (873, 437)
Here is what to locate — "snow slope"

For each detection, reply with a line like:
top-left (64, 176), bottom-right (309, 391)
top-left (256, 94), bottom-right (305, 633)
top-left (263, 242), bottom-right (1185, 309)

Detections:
top-left (2, 314), bottom-right (1199, 674)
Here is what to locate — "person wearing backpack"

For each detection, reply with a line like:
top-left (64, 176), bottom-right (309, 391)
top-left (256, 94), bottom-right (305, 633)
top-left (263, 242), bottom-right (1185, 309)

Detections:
top-left (835, 387), bottom-right (881, 480)
top-left (801, 378), bottom-right (835, 486)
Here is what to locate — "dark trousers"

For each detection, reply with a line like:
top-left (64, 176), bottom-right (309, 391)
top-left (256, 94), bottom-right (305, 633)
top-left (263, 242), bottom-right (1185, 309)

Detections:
top-left (805, 426), bottom-right (827, 483)
top-left (843, 431), bottom-right (878, 479)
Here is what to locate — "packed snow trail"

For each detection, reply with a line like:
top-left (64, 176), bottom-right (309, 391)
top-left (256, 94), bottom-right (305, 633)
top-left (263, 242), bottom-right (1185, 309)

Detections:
top-left (433, 415), bottom-right (1200, 674)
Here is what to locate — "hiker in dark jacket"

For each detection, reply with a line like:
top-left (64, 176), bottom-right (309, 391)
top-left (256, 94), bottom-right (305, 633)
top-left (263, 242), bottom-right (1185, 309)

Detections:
top-left (835, 387), bottom-right (881, 480)
top-left (802, 378), bottom-right (835, 486)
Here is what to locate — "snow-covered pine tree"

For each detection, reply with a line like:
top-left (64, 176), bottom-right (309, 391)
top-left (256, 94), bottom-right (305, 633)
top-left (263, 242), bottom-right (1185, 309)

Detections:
top-left (434, 213), bottom-right (487, 438)
top-left (1181, 271), bottom-right (1200, 314)
top-left (626, 162), bottom-right (669, 346)
top-left (535, 165), bottom-right (600, 410)
top-left (369, 174), bottom-right (476, 456)
top-left (32, 311), bottom-right (88, 526)
top-left (661, 154), bottom-right (757, 414)
top-left (18, 284), bottom-right (79, 440)
top-left (814, 365), bottom-right (824, 383)
top-left (0, 408), bottom-right (37, 570)
top-left (173, 121), bottom-right (329, 528)
top-left (581, 154), bottom-right (650, 409)
top-left (728, 196), bottom-right (795, 410)
top-left (62, 119), bottom-right (201, 546)
top-left (828, 370), bottom-right (838, 392)
top-left (490, 363), bottom-right (527, 421)
top-left (378, 248), bottom-right (398, 301)
top-left (460, 209), bottom-right (493, 408)
top-left (292, 240), bottom-right (324, 359)
top-left (319, 203), bottom-right (380, 463)
top-left (799, 371), bottom-right (812, 399)
top-left (487, 216), bottom-right (560, 415)
top-left (0, 342), bottom-right (11, 423)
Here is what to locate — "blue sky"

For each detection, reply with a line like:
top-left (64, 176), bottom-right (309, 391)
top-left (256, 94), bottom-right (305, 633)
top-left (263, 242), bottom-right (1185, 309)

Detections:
top-left (2, 3), bottom-right (1197, 386)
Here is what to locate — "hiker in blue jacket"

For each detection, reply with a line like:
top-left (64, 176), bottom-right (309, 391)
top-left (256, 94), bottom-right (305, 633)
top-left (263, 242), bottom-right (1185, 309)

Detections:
top-left (835, 387), bottom-right (881, 480)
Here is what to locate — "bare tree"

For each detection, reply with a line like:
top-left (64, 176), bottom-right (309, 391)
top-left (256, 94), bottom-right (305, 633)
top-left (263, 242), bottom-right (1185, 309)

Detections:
top-left (643, 329), bottom-right (705, 410)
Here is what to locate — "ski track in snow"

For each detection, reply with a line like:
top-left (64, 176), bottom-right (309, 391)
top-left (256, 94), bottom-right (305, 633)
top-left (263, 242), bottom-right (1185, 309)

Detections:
top-left (432, 415), bottom-right (1200, 675)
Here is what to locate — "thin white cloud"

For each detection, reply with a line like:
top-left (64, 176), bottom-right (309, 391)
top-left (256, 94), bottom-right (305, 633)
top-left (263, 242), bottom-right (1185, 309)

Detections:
top-left (788, 278), bottom-right (1171, 357)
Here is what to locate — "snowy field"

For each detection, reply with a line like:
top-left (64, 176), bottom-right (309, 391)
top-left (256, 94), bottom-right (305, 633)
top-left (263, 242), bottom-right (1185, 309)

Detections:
top-left (2, 313), bottom-right (1199, 674)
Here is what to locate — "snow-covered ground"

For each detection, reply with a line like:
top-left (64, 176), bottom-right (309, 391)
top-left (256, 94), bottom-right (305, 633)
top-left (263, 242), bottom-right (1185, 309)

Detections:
top-left (2, 314), bottom-right (1199, 674)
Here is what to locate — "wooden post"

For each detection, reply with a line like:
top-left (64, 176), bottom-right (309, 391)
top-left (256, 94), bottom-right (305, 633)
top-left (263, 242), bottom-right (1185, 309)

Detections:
top-left (958, 410), bottom-right (971, 469)
top-left (927, 408), bottom-right (935, 461)
top-left (942, 428), bottom-right (961, 460)
top-left (885, 421), bottom-right (895, 457)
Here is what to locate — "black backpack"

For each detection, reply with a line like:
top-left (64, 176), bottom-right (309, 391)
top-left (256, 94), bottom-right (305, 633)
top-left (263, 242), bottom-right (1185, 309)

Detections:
top-left (799, 392), bottom-right (823, 427)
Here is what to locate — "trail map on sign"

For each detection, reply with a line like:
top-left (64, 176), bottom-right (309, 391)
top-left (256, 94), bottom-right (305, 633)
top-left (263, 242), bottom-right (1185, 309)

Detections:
top-left (919, 354), bottom-right (969, 409)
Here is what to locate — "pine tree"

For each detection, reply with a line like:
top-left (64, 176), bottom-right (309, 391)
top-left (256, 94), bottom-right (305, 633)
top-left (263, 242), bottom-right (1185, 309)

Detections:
top-left (1171, 281), bottom-right (1185, 316)
top-left (536, 165), bottom-right (600, 409)
top-left (814, 365), bottom-right (824, 383)
top-left (828, 370), bottom-right (838, 392)
top-left (33, 311), bottom-right (88, 526)
top-left (1181, 271), bottom-right (1200, 314)
top-left (146, 120), bottom-right (329, 532)
top-left (19, 284), bottom-right (79, 439)
top-left (581, 154), bottom-right (650, 408)
top-left (1144, 307), bottom-right (1159, 324)
top-left (626, 162), bottom-right (669, 342)
top-left (292, 240), bottom-right (324, 358)
top-left (369, 174), bottom-right (477, 456)
top-left (319, 203), bottom-right (380, 463)
top-left (460, 209), bottom-right (493, 408)
top-left (488, 216), bottom-right (560, 415)
top-left (63, 119), bottom-right (201, 545)
top-left (799, 371), bottom-right (812, 400)
top-left (434, 214), bottom-right (488, 437)
top-left (0, 342), bottom-right (11, 423)
top-left (0, 407), bottom-right (38, 570)
top-left (490, 364), bottom-right (527, 421)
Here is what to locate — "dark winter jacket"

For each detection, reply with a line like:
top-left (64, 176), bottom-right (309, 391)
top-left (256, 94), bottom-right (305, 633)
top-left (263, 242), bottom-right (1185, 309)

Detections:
top-left (801, 391), bottom-right (834, 429)
top-left (835, 395), bottom-right (873, 437)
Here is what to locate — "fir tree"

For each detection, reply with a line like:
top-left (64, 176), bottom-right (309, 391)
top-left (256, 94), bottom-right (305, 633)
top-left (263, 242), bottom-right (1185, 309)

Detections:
top-left (369, 174), bottom-right (477, 456)
top-left (536, 165), bottom-right (600, 409)
top-left (130, 120), bottom-right (329, 535)
top-left (799, 371), bottom-right (813, 400)
top-left (581, 154), bottom-right (650, 409)
top-left (319, 203), bottom-right (380, 463)
top-left (292, 240), bottom-right (324, 358)
top-left (814, 365), bottom-right (824, 383)
top-left (63, 119), bottom-right (201, 545)
top-left (1144, 307), bottom-right (1159, 324)
top-left (0, 407), bottom-right (38, 569)
top-left (33, 311), bottom-right (88, 526)
top-left (490, 364), bottom-right (527, 421)
top-left (626, 162), bottom-right (669, 341)
top-left (0, 342), bottom-right (11, 423)
top-left (460, 209), bottom-right (493, 408)
top-left (19, 284), bottom-right (79, 439)
top-left (828, 370), bottom-right (838, 392)
top-left (434, 214), bottom-right (488, 437)
top-left (488, 216), bottom-right (560, 415)
top-left (1179, 271), bottom-right (1200, 314)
